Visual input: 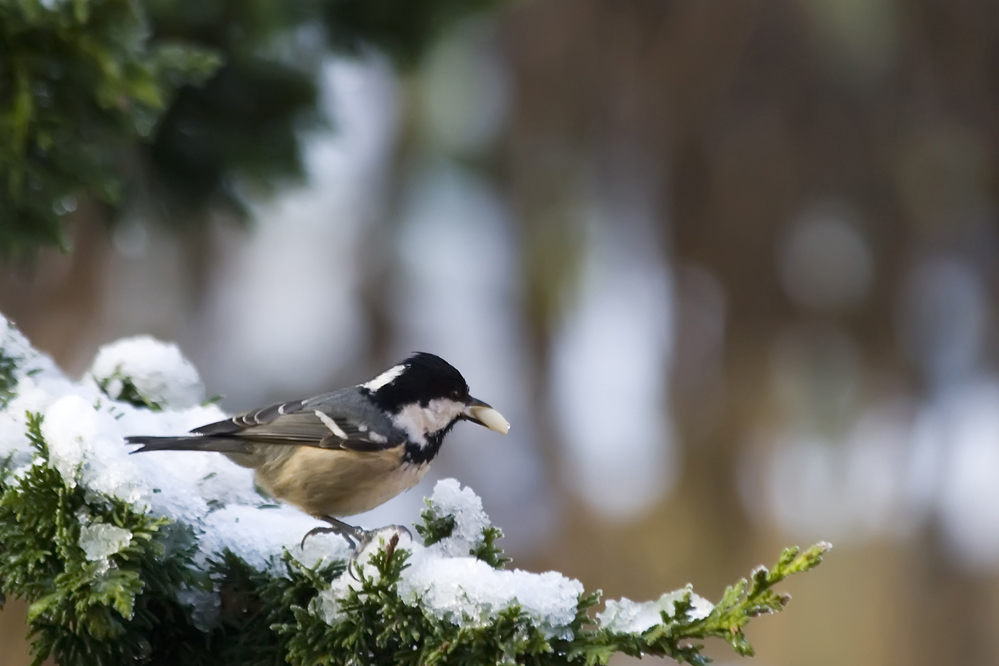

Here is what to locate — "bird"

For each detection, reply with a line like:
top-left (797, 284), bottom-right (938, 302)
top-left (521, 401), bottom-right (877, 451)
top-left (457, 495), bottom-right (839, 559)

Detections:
top-left (126, 352), bottom-right (509, 549)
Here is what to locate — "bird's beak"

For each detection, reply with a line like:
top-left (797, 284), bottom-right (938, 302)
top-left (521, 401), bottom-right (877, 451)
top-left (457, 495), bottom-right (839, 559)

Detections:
top-left (463, 397), bottom-right (510, 434)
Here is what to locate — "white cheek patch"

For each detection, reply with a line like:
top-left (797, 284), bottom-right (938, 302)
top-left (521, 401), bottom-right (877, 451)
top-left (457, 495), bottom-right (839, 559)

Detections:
top-left (392, 399), bottom-right (465, 448)
top-left (314, 410), bottom-right (349, 440)
top-left (362, 364), bottom-right (406, 392)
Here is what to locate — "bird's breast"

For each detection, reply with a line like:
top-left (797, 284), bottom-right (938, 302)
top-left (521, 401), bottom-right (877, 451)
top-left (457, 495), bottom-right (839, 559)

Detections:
top-left (254, 446), bottom-right (431, 518)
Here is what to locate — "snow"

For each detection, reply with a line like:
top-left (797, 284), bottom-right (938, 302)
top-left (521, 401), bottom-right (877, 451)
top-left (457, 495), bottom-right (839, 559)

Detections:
top-left (1, 315), bottom-right (87, 473)
top-left (423, 477), bottom-right (490, 558)
top-left (313, 480), bottom-right (585, 638)
top-left (90, 336), bottom-right (205, 409)
top-left (597, 587), bottom-right (714, 633)
top-left (398, 554), bottom-right (584, 636)
top-left (199, 504), bottom-right (352, 572)
top-left (79, 522), bottom-right (133, 561)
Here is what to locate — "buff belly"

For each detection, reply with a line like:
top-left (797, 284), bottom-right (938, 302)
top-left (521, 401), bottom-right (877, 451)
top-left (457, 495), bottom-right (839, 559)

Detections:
top-left (249, 445), bottom-right (430, 518)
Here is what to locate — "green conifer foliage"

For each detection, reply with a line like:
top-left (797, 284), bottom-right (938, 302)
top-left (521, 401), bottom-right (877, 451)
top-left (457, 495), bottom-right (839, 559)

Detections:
top-left (0, 0), bottom-right (220, 257)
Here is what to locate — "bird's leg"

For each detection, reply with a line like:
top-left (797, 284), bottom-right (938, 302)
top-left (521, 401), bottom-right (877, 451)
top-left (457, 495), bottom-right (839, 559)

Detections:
top-left (300, 516), bottom-right (367, 550)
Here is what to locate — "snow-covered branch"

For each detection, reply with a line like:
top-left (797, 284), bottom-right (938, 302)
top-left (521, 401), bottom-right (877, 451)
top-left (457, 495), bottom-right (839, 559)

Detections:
top-left (0, 315), bottom-right (828, 665)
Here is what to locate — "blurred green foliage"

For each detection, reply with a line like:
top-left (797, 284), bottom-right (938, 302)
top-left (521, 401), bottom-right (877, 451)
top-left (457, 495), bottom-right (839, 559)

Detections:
top-left (0, 0), bottom-right (505, 259)
top-left (139, 0), bottom-right (323, 226)
top-left (322, 0), bottom-right (503, 66)
top-left (0, 0), bottom-right (220, 257)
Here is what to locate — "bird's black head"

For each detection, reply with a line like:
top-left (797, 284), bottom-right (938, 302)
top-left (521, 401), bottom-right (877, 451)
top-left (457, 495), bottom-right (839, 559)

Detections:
top-left (360, 353), bottom-right (509, 464)
top-left (361, 352), bottom-right (471, 414)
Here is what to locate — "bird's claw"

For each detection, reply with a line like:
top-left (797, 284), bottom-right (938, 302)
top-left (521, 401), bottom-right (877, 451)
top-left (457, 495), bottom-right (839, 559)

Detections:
top-left (300, 520), bottom-right (411, 580)
top-left (300, 525), bottom-right (348, 550)
top-left (300, 518), bottom-right (366, 550)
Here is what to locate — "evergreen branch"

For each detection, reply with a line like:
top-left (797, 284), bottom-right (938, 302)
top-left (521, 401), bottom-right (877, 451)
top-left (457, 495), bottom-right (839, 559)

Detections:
top-left (1, 413), bottom-right (205, 666)
top-left (415, 500), bottom-right (457, 545)
top-left (95, 370), bottom-right (164, 411)
top-left (571, 543), bottom-right (833, 665)
top-left (470, 525), bottom-right (511, 570)
top-left (416, 494), bottom-right (511, 569)
top-left (683, 543), bottom-right (832, 656)
top-left (0, 344), bottom-right (18, 409)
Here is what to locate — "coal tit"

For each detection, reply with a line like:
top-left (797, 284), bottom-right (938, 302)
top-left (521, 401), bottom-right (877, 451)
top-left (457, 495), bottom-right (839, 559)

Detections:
top-left (126, 352), bottom-right (509, 547)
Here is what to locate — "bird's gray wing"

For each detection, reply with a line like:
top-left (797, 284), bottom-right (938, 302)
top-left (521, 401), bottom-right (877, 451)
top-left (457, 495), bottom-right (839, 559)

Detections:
top-left (188, 390), bottom-right (404, 452)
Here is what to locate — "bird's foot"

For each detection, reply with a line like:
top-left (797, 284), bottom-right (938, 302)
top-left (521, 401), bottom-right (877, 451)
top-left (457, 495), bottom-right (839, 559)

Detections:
top-left (300, 517), bottom-right (367, 550)
top-left (300, 519), bottom-right (411, 564)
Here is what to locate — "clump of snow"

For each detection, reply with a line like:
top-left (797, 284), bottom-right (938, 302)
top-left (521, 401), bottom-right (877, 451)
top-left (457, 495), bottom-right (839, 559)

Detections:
top-left (200, 504), bottom-right (353, 573)
top-left (0, 315), bottom-right (46, 375)
top-left (79, 522), bottom-right (133, 561)
top-left (90, 336), bottom-right (205, 409)
top-left (313, 586), bottom-right (344, 625)
top-left (314, 536), bottom-right (585, 639)
top-left (597, 586), bottom-right (714, 633)
top-left (177, 586), bottom-right (222, 632)
top-left (399, 553), bottom-right (584, 636)
top-left (424, 478), bottom-right (490, 557)
top-left (0, 314), bottom-right (80, 472)
top-left (44, 395), bottom-right (142, 497)
top-left (312, 480), bottom-right (584, 638)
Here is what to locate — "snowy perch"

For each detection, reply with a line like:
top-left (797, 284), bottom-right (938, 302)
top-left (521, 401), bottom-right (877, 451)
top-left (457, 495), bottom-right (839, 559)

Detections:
top-left (0, 314), bottom-right (829, 666)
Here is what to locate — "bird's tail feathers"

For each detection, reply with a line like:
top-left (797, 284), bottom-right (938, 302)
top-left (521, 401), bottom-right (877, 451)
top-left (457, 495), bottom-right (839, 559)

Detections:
top-left (126, 435), bottom-right (251, 455)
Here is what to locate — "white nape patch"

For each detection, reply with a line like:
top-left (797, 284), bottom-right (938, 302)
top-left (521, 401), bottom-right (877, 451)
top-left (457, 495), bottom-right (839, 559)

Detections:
top-left (392, 398), bottom-right (466, 447)
top-left (362, 364), bottom-right (406, 392)
top-left (314, 410), bottom-right (349, 440)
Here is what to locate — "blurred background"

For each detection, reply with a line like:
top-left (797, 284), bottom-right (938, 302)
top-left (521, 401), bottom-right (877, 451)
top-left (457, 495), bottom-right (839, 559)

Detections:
top-left (3, 0), bottom-right (999, 664)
